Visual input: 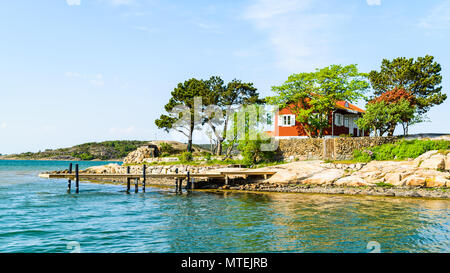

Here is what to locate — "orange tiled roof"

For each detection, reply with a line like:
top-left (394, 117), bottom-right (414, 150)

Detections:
top-left (335, 101), bottom-right (365, 113)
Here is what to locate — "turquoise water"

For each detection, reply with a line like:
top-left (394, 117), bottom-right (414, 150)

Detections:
top-left (0, 160), bottom-right (448, 253)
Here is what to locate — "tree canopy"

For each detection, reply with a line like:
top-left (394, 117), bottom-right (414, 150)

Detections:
top-left (267, 64), bottom-right (369, 138)
top-left (369, 55), bottom-right (446, 115)
top-left (155, 78), bottom-right (208, 152)
top-left (365, 55), bottom-right (446, 136)
top-left (355, 99), bottom-right (415, 137)
top-left (202, 77), bottom-right (262, 155)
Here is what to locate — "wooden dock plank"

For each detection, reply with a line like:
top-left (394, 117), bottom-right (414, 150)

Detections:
top-left (39, 173), bottom-right (224, 179)
top-left (39, 170), bottom-right (275, 181)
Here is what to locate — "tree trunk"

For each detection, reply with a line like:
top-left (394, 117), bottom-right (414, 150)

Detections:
top-left (387, 123), bottom-right (396, 137)
top-left (401, 122), bottom-right (407, 136)
top-left (216, 139), bottom-right (223, 156)
top-left (187, 139), bottom-right (192, 153)
top-left (187, 119), bottom-right (194, 153)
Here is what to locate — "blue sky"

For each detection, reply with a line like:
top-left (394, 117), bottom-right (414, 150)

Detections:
top-left (0, 0), bottom-right (449, 154)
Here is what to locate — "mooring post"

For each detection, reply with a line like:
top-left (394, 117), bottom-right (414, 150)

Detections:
top-left (225, 175), bottom-right (229, 185)
top-left (142, 165), bottom-right (146, 193)
top-left (175, 168), bottom-right (179, 193)
top-left (75, 164), bottom-right (79, 194)
top-left (186, 171), bottom-right (191, 190)
top-left (191, 178), bottom-right (195, 190)
top-left (126, 166), bottom-right (131, 194)
top-left (135, 178), bottom-right (139, 193)
top-left (67, 163), bottom-right (73, 193)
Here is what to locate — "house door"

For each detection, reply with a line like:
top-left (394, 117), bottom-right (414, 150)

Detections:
top-left (349, 117), bottom-right (354, 135)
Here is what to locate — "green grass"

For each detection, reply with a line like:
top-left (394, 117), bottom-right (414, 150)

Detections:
top-left (353, 139), bottom-right (450, 162)
top-left (326, 160), bottom-right (364, 164)
top-left (375, 182), bottom-right (395, 188)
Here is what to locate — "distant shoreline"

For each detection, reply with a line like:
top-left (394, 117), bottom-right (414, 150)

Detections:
top-left (0, 158), bottom-right (123, 162)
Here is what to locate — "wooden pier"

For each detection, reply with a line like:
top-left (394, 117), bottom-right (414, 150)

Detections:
top-left (39, 164), bottom-right (276, 194)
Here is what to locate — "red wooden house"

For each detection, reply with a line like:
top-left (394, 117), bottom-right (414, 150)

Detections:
top-left (266, 101), bottom-right (368, 138)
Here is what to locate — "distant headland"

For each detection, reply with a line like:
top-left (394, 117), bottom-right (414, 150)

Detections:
top-left (0, 140), bottom-right (150, 161)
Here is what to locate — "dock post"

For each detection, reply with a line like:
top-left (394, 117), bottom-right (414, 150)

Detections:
top-left (135, 178), bottom-right (139, 193)
top-left (75, 164), bottom-right (79, 194)
top-left (186, 171), bottom-right (191, 190)
top-left (225, 175), bottom-right (229, 185)
top-left (67, 163), bottom-right (72, 193)
top-left (191, 178), bottom-right (195, 190)
top-left (142, 165), bottom-right (146, 193)
top-left (126, 166), bottom-right (131, 194)
top-left (175, 168), bottom-right (179, 193)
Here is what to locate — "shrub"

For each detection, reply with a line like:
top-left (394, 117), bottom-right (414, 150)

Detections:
top-left (238, 139), bottom-right (276, 166)
top-left (178, 152), bottom-right (193, 162)
top-left (353, 149), bottom-right (373, 162)
top-left (204, 153), bottom-right (212, 162)
top-left (77, 152), bottom-right (94, 161)
top-left (353, 139), bottom-right (450, 162)
top-left (159, 143), bottom-right (174, 154)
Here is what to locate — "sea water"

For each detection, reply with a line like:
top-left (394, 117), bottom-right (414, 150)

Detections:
top-left (0, 160), bottom-right (448, 253)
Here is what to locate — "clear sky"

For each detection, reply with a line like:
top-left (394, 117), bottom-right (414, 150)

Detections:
top-left (0, 0), bottom-right (449, 154)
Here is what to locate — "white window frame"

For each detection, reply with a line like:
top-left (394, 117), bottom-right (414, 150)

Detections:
top-left (334, 113), bottom-right (343, 126)
top-left (344, 116), bottom-right (349, 128)
top-left (266, 113), bottom-right (272, 125)
top-left (279, 114), bottom-right (296, 127)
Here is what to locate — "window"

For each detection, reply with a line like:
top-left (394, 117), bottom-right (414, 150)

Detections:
top-left (344, 116), bottom-right (349, 127)
top-left (334, 113), bottom-right (343, 126)
top-left (266, 113), bottom-right (272, 125)
top-left (280, 114), bottom-right (295, 127)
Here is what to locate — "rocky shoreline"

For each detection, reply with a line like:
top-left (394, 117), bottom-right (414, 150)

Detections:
top-left (0, 157), bottom-right (122, 161)
top-left (45, 149), bottom-right (450, 199)
top-left (221, 183), bottom-right (449, 199)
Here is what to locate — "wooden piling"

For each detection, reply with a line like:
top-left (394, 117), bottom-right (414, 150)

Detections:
top-left (175, 168), bottom-right (179, 193)
top-left (225, 175), bottom-right (229, 185)
top-left (186, 171), bottom-right (191, 190)
top-left (135, 178), bottom-right (139, 193)
top-left (126, 166), bottom-right (131, 194)
top-left (75, 164), bottom-right (79, 194)
top-left (142, 165), bottom-right (146, 193)
top-left (67, 163), bottom-right (72, 192)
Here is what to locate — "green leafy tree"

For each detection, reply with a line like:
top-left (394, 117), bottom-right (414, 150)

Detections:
top-left (369, 55), bottom-right (446, 130)
top-left (155, 78), bottom-right (208, 152)
top-left (369, 88), bottom-right (417, 136)
top-left (226, 105), bottom-right (275, 164)
top-left (267, 64), bottom-right (369, 138)
top-left (202, 77), bottom-right (262, 155)
top-left (355, 99), bottom-right (415, 137)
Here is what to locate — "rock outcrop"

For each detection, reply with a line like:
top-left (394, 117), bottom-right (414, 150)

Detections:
top-left (122, 141), bottom-right (210, 164)
top-left (264, 151), bottom-right (450, 188)
top-left (123, 146), bottom-right (156, 164)
top-left (415, 150), bottom-right (448, 170)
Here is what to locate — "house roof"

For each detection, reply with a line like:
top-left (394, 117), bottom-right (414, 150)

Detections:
top-left (335, 101), bottom-right (365, 113)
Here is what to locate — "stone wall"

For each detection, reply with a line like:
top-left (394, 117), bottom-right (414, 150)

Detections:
top-left (277, 138), bottom-right (324, 160)
top-left (277, 137), bottom-right (398, 161)
top-left (333, 137), bottom-right (397, 159)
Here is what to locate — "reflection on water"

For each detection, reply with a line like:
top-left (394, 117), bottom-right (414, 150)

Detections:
top-left (0, 160), bottom-right (448, 253)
